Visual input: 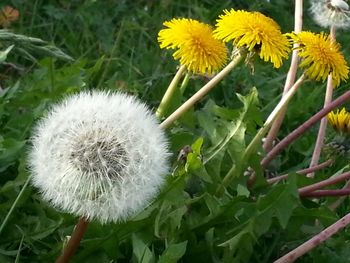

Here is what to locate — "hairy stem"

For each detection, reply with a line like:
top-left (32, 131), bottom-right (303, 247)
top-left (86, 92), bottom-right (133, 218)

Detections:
top-left (307, 26), bottom-right (336, 178)
top-left (329, 180), bottom-right (350, 211)
top-left (263, 0), bottom-right (303, 152)
top-left (159, 53), bottom-right (244, 129)
top-left (274, 212), bottom-right (350, 263)
top-left (261, 90), bottom-right (350, 168)
top-left (328, 180), bottom-right (350, 211)
top-left (267, 159), bottom-right (333, 184)
top-left (298, 171), bottom-right (350, 196)
top-left (156, 65), bottom-right (187, 118)
top-left (302, 189), bottom-right (350, 198)
top-left (56, 217), bottom-right (89, 263)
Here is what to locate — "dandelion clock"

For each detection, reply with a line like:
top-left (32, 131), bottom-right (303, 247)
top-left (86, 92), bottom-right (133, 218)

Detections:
top-left (29, 91), bottom-right (169, 224)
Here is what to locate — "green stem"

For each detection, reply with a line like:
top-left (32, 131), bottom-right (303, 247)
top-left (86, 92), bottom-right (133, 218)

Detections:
top-left (0, 177), bottom-right (30, 236)
top-left (159, 52), bottom-right (244, 129)
top-left (216, 75), bottom-right (305, 196)
top-left (179, 72), bottom-right (191, 95)
top-left (156, 65), bottom-right (186, 118)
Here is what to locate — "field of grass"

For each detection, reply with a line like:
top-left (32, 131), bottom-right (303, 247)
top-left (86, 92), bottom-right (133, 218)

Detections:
top-left (2, 0), bottom-right (350, 262)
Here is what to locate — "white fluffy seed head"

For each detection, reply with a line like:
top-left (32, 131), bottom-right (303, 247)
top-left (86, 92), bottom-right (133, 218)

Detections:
top-left (310, 0), bottom-right (350, 29)
top-left (29, 91), bottom-right (170, 224)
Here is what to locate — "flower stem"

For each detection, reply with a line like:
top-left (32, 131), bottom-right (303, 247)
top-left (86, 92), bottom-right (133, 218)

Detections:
top-left (307, 26), bottom-right (336, 178)
top-left (267, 159), bottom-right (333, 184)
top-left (329, 180), bottom-right (350, 211)
top-left (298, 171), bottom-right (350, 196)
top-left (179, 72), bottom-right (191, 95)
top-left (263, 0), bottom-right (303, 152)
top-left (216, 75), bottom-right (305, 196)
top-left (159, 53), bottom-right (244, 129)
top-left (156, 65), bottom-right (187, 118)
top-left (274, 212), bottom-right (350, 263)
top-left (0, 177), bottom-right (30, 236)
top-left (261, 90), bottom-right (350, 168)
top-left (56, 217), bottom-right (89, 263)
top-left (302, 189), bottom-right (350, 198)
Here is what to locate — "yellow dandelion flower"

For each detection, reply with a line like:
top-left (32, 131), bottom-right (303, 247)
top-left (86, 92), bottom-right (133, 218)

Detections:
top-left (327, 108), bottom-right (350, 134)
top-left (290, 31), bottom-right (349, 87)
top-left (158, 18), bottom-right (228, 74)
top-left (213, 9), bottom-right (290, 68)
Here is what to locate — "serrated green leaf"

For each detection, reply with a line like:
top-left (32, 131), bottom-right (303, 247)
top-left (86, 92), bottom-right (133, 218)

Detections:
top-left (158, 241), bottom-right (187, 263)
top-left (185, 153), bottom-right (202, 171)
top-left (236, 184), bottom-right (250, 197)
top-left (191, 137), bottom-right (203, 155)
top-left (0, 139), bottom-right (26, 172)
top-left (257, 176), bottom-right (299, 229)
top-left (132, 234), bottom-right (155, 263)
top-left (205, 88), bottom-right (260, 165)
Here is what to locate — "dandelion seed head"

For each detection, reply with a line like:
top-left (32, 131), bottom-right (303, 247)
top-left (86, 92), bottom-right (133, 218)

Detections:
top-left (310, 0), bottom-right (350, 29)
top-left (29, 91), bottom-right (170, 223)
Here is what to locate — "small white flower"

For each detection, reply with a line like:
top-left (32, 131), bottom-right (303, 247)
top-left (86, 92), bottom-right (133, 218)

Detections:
top-left (29, 91), bottom-right (169, 223)
top-left (310, 0), bottom-right (350, 29)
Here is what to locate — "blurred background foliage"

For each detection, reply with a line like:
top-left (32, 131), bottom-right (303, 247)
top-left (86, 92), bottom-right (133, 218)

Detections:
top-left (1, 0), bottom-right (350, 262)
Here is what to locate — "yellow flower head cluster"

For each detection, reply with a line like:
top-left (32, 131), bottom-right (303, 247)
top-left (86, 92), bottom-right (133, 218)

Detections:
top-left (213, 9), bottom-right (290, 68)
top-left (290, 31), bottom-right (349, 87)
top-left (327, 108), bottom-right (350, 134)
top-left (158, 18), bottom-right (228, 74)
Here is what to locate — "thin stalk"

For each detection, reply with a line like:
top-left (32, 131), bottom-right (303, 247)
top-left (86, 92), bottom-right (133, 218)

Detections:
top-left (29, 0), bottom-right (39, 35)
top-left (307, 26), bottom-right (336, 178)
top-left (56, 217), bottom-right (89, 263)
top-left (329, 180), bottom-right (350, 211)
top-left (298, 171), bottom-right (350, 196)
top-left (159, 53), bottom-right (244, 129)
top-left (248, 75), bottom-right (304, 155)
top-left (0, 177), bottom-right (30, 236)
top-left (216, 76), bottom-right (305, 196)
top-left (14, 235), bottom-right (24, 263)
top-left (261, 90), bottom-right (350, 168)
top-left (263, 0), bottom-right (303, 152)
top-left (302, 189), bottom-right (350, 198)
top-left (179, 72), bottom-right (191, 95)
top-left (267, 159), bottom-right (333, 184)
top-left (96, 20), bottom-right (124, 89)
top-left (274, 212), bottom-right (350, 263)
top-left (156, 65), bottom-right (186, 118)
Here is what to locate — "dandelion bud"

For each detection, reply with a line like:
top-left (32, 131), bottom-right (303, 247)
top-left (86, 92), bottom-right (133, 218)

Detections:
top-left (310, 0), bottom-right (350, 29)
top-left (29, 92), bottom-right (169, 223)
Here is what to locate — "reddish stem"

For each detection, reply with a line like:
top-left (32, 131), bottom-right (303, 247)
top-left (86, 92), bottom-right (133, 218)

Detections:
top-left (307, 26), bottom-right (336, 178)
top-left (298, 171), bottom-right (350, 196)
top-left (261, 90), bottom-right (350, 168)
top-left (263, 0), bottom-right (303, 152)
top-left (301, 189), bottom-right (350, 198)
top-left (274, 212), bottom-right (350, 263)
top-left (267, 159), bottom-right (333, 184)
top-left (329, 180), bottom-right (350, 211)
top-left (56, 217), bottom-right (89, 263)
